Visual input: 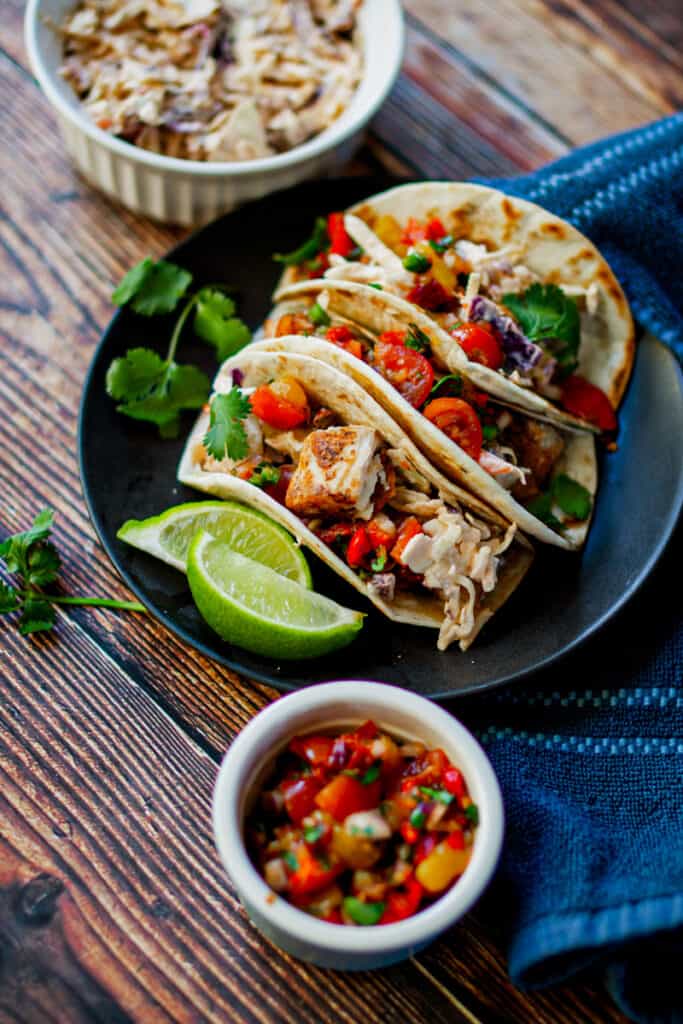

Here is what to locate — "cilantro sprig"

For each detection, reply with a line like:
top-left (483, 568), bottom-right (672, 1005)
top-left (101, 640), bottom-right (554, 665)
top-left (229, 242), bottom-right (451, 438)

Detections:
top-left (106, 259), bottom-right (252, 437)
top-left (405, 322), bottom-right (431, 355)
top-left (527, 473), bottom-right (592, 530)
top-left (0, 509), bottom-right (145, 636)
top-left (503, 284), bottom-right (580, 375)
top-left (203, 388), bottom-right (253, 462)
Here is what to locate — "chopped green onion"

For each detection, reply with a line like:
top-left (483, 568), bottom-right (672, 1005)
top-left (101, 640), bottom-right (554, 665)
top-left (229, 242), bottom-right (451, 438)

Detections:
top-left (482, 424), bottom-right (499, 442)
top-left (419, 786), bottom-right (454, 805)
top-left (403, 251), bottom-right (432, 273)
top-left (248, 463), bottom-right (281, 488)
top-left (361, 761), bottom-right (381, 785)
top-left (368, 282), bottom-right (383, 290)
top-left (309, 302), bottom-right (331, 327)
top-left (465, 803), bottom-right (479, 826)
top-left (304, 825), bottom-right (324, 844)
top-left (343, 897), bottom-right (385, 926)
top-left (283, 851), bottom-right (298, 871)
top-left (370, 549), bottom-right (387, 572)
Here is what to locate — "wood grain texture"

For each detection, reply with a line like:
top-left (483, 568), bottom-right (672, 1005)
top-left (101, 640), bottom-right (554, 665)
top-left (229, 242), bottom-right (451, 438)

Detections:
top-left (2, 0), bottom-right (676, 1020)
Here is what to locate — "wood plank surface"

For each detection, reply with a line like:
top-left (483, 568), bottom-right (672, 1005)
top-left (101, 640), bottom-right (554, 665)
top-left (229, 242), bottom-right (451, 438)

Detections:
top-left (1, 1), bottom-right (676, 1021)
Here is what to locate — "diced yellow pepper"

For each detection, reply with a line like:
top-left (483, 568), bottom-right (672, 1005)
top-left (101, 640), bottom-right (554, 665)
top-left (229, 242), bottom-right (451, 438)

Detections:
top-left (414, 241), bottom-right (456, 292)
top-left (415, 841), bottom-right (471, 893)
top-left (374, 214), bottom-right (404, 252)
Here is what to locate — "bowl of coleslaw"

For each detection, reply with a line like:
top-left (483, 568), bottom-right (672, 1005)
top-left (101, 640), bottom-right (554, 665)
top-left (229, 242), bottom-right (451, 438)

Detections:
top-left (25, 0), bottom-right (404, 225)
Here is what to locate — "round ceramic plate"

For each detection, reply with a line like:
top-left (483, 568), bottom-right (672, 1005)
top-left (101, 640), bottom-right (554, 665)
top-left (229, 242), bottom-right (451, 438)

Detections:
top-left (79, 177), bottom-right (683, 698)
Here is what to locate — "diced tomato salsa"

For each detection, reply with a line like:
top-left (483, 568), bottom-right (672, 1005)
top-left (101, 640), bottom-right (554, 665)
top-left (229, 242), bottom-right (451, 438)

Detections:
top-left (245, 722), bottom-right (478, 926)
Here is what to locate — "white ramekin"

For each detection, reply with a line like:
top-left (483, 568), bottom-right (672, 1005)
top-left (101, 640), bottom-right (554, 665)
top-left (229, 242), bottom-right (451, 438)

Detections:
top-left (25, 0), bottom-right (404, 225)
top-left (213, 681), bottom-right (504, 970)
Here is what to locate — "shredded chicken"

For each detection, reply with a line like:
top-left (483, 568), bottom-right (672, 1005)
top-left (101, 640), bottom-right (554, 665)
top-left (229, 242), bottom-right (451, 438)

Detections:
top-left (58, 0), bottom-right (363, 161)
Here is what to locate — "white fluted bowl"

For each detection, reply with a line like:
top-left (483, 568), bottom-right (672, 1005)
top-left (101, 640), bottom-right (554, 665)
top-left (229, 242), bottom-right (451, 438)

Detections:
top-left (25, 0), bottom-right (404, 225)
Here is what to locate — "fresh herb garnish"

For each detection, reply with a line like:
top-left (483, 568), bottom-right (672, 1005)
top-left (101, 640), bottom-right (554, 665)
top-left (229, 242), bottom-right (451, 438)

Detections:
top-left (465, 803), bottom-right (479, 826)
top-left (274, 217), bottom-right (329, 266)
top-left (248, 463), bottom-right (281, 489)
top-left (482, 424), bottom-right (499, 442)
top-left (112, 258), bottom-right (192, 316)
top-left (551, 474), bottom-right (592, 520)
top-left (203, 388), bottom-right (253, 462)
top-left (409, 806), bottom-right (427, 829)
top-left (0, 508), bottom-right (145, 636)
top-left (503, 284), bottom-right (580, 375)
top-left (428, 374), bottom-right (463, 398)
top-left (368, 282), bottom-right (383, 290)
top-left (526, 492), bottom-right (563, 530)
top-left (106, 258), bottom-right (250, 436)
top-left (309, 302), bottom-right (331, 327)
top-left (419, 786), bottom-right (454, 805)
top-left (403, 251), bottom-right (432, 274)
top-left (429, 234), bottom-right (454, 254)
top-left (283, 851), bottom-right (299, 871)
top-left (360, 761), bottom-right (381, 785)
top-left (194, 288), bottom-right (252, 361)
top-left (405, 322), bottom-right (431, 355)
top-left (304, 825), bottom-right (324, 844)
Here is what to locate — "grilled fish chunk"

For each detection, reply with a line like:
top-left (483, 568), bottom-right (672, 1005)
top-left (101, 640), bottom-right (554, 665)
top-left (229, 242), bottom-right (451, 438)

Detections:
top-left (285, 426), bottom-right (383, 520)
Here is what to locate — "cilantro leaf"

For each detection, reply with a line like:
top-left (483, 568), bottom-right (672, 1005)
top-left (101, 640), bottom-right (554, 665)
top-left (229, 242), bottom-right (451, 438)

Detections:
top-left (24, 542), bottom-right (61, 588)
top-left (526, 492), bottom-right (563, 531)
top-left (429, 374), bottom-right (463, 399)
top-left (203, 388), bottom-right (252, 461)
top-left (112, 259), bottom-right (192, 316)
top-left (274, 217), bottom-right (328, 266)
top-left (106, 348), bottom-right (168, 403)
top-left (116, 361), bottom-right (210, 438)
top-left (19, 596), bottom-right (56, 636)
top-left (405, 322), bottom-right (431, 354)
top-left (194, 288), bottom-right (252, 361)
top-left (0, 508), bottom-right (56, 573)
top-left (0, 582), bottom-right (19, 613)
top-left (551, 474), bottom-right (592, 520)
top-left (503, 284), bottom-right (580, 374)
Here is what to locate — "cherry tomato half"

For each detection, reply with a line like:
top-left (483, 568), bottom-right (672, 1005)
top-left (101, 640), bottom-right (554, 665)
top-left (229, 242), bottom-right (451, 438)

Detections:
top-left (250, 377), bottom-right (309, 429)
top-left (373, 340), bottom-right (434, 408)
top-left (423, 397), bottom-right (483, 461)
top-left (561, 375), bottom-right (617, 432)
top-left (453, 322), bottom-right (504, 371)
top-left (327, 211), bottom-right (354, 257)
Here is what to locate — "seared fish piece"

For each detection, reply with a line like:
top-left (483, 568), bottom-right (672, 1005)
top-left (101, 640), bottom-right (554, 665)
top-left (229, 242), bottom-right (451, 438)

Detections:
top-left (285, 426), bottom-right (383, 520)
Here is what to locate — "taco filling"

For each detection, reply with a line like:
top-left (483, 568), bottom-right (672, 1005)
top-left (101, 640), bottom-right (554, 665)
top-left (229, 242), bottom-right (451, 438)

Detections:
top-left (190, 376), bottom-right (519, 651)
top-left (264, 305), bottom-right (592, 533)
top-left (276, 211), bottom-right (617, 435)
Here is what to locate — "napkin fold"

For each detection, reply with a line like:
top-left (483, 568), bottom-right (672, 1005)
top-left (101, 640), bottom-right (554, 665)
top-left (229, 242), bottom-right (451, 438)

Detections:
top-left (457, 114), bottom-right (683, 1024)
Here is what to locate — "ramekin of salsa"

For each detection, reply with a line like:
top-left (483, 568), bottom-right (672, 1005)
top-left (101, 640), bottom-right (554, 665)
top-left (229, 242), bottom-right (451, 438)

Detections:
top-left (213, 681), bottom-right (503, 971)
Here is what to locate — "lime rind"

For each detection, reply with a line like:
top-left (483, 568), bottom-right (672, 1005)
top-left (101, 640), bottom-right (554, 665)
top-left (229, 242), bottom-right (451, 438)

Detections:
top-left (117, 500), bottom-right (311, 587)
top-left (187, 530), bottom-right (364, 660)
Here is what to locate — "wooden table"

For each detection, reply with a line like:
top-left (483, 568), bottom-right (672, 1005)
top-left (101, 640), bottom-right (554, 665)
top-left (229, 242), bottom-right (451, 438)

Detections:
top-left (1, 2), bottom-right (680, 1021)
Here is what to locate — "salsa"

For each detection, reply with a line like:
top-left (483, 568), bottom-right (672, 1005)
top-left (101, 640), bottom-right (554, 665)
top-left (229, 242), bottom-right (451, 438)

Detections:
top-left (245, 721), bottom-right (478, 925)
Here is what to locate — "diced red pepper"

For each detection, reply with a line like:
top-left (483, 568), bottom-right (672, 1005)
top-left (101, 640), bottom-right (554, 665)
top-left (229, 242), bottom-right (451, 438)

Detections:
top-left (315, 773), bottom-right (382, 821)
top-left (377, 330), bottom-right (407, 347)
top-left (400, 821), bottom-right (419, 844)
top-left (346, 525), bottom-right (373, 568)
top-left (289, 734), bottom-right (334, 767)
top-left (390, 517), bottom-right (423, 563)
top-left (288, 845), bottom-right (344, 899)
top-left (425, 217), bottom-right (447, 241)
top-left (379, 877), bottom-right (423, 924)
top-left (367, 517), bottom-right (397, 550)
top-left (446, 830), bottom-right (465, 850)
top-left (282, 776), bottom-right (321, 825)
top-left (401, 217), bottom-right (428, 247)
top-left (354, 720), bottom-right (379, 741)
top-left (443, 766), bottom-right (466, 799)
top-left (406, 279), bottom-right (457, 312)
top-left (327, 212), bottom-right (354, 257)
top-left (326, 325), bottom-right (354, 345)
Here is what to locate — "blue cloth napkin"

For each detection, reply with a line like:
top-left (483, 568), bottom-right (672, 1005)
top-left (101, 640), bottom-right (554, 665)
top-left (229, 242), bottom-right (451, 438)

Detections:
top-left (455, 115), bottom-right (683, 1024)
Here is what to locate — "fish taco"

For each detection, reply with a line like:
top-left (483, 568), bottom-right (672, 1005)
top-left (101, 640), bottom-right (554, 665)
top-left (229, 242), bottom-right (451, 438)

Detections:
top-left (274, 182), bottom-right (635, 437)
top-left (178, 348), bottom-right (533, 651)
top-left (238, 283), bottom-right (597, 549)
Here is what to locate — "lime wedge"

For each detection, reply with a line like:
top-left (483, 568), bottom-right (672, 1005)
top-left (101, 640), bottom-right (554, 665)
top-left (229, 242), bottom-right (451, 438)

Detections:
top-left (187, 530), bottom-right (364, 660)
top-left (117, 501), bottom-right (311, 587)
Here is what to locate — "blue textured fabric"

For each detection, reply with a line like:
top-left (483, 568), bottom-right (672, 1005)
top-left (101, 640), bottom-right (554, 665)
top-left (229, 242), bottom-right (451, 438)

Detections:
top-left (452, 116), bottom-right (683, 1023)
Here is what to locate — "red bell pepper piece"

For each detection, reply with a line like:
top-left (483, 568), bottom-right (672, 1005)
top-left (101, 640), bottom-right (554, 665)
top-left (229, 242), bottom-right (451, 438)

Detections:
top-left (327, 212), bottom-right (354, 257)
top-left (289, 734), bottom-right (334, 767)
top-left (390, 517), bottom-right (423, 563)
top-left (315, 773), bottom-right (382, 821)
top-left (287, 845), bottom-right (343, 899)
top-left (346, 525), bottom-right (373, 568)
top-left (282, 776), bottom-right (321, 825)
top-left (443, 766), bottom-right (466, 799)
top-left (379, 876), bottom-right (423, 924)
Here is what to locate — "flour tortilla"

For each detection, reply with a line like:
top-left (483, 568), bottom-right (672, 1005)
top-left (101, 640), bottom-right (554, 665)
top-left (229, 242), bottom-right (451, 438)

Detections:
top-left (346, 181), bottom-right (635, 411)
top-left (232, 325), bottom-right (597, 549)
top-left (179, 350), bottom-right (533, 650)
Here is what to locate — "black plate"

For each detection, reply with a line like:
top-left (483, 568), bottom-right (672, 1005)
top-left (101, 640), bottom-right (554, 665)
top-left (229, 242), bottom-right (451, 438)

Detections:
top-left (79, 177), bottom-right (683, 698)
